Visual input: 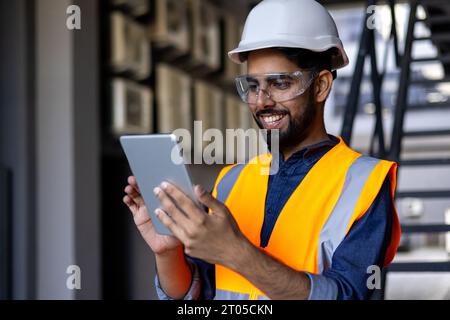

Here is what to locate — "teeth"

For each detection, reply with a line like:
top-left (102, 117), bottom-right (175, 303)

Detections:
top-left (262, 114), bottom-right (284, 124)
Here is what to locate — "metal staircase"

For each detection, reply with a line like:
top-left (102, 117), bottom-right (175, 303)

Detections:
top-left (384, 0), bottom-right (450, 297)
top-left (341, 0), bottom-right (450, 299)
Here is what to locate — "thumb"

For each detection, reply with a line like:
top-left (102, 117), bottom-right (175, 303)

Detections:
top-left (195, 185), bottom-right (226, 215)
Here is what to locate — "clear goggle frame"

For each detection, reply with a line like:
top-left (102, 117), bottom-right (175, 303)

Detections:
top-left (235, 69), bottom-right (318, 104)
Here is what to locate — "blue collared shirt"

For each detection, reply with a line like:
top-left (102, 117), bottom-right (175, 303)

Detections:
top-left (156, 135), bottom-right (393, 300)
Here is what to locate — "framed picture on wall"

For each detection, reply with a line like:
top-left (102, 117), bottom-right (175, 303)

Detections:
top-left (111, 0), bottom-right (150, 17)
top-left (194, 80), bottom-right (224, 158)
top-left (156, 63), bottom-right (192, 133)
top-left (194, 80), bottom-right (224, 132)
top-left (110, 11), bottom-right (151, 80)
top-left (111, 78), bottom-right (153, 136)
top-left (190, 0), bottom-right (221, 71)
top-left (224, 14), bottom-right (247, 81)
top-left (151, 0), bottom-right (190, 54)
top-left (225, 94), bottom-right (253, 130)
top-left (225, 94), bottom-right (259, 163)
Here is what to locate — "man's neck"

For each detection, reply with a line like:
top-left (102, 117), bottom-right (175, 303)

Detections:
top-left (281, 129), bottom-right (330, 161)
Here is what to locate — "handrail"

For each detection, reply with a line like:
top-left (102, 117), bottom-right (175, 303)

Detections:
top-left (340, 0), bottom-right (372, 145)
top-left (389, 0), bottom-right (402, 67)
top-left (388, 0), bottom-right (418, 161)
top-left (341, 0), bottom-right (403, 158)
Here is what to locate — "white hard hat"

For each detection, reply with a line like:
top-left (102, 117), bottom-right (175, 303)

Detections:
top-left (228, 0), bottom-right (349, 70)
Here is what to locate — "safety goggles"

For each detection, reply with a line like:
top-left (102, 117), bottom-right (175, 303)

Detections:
top-left (235, 70), bottom-right (317, 104)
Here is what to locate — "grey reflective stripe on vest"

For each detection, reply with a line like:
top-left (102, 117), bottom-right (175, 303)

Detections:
top-left (216, 164), bottom-right (246, 203)
top-left (317, 156), bottom-right (381, 273)
top-left (215, 289), bottom-right (269, 300)
top-left (215, 289), bottom-right (249, 300)
top-left (215, 164), bottom-right (255, 301)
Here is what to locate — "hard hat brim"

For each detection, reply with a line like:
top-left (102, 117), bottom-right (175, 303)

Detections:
top-left (228, 37), bottom-right (349, 70)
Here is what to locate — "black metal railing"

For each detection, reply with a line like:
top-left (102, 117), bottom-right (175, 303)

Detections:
top-left (388, 0), bottom-right (418, 162)
top-left (341, 0), bottom-right (402, 158)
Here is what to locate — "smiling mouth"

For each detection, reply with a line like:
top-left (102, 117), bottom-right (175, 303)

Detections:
top-left (259, 113), bottom-right (287, 128)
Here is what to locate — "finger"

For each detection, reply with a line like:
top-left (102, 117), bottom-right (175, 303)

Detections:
top-left (124, 195), bottom-right (151, 227)
top-left (160, 182), bottom-right (205, 223)
top-left (124, 184), bottom-right (145, 207)
top-left (127, 176), bottom-right (141, 193)
top-left (154, 187), bottom-right (192, 228)
top-left (155, 208), bottom-right (186, 241)
top-left (123, 195), bottom-right (138, 213)
top-left (195, 185), bottom-right (226, 215)
top-left (125, 184), bottom-right (141, 199)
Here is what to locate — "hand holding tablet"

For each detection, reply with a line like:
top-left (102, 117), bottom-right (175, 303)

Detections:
top-left (121, 134), bottom-right (198, 236)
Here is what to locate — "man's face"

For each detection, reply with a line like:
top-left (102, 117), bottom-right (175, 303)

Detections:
top-left (246, 49), bottom-right (317, 150)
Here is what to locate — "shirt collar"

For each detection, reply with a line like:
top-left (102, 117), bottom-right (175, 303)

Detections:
top-left (278, 134), bottom-right (339, 163)
top-left (269, 135), bottom-right (340, 176)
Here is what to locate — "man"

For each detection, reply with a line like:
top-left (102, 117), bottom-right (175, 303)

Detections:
top-left (123, 0), bottom-right (400, 300)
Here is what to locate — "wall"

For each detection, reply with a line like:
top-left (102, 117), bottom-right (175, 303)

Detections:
top-left (35, 0), bottom-right (100, 299)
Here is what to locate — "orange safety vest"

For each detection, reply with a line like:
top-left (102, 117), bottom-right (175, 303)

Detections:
top-left (211, 137), bottom-right (401, 300)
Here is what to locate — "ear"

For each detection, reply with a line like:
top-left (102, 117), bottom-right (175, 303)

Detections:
top-left (314, 70), bottom-right (333, 104)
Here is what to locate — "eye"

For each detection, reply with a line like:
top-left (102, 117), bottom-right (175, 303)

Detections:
top-left (247, 83), bottom-right (259, 92)
top-left (271, 79), bottom-right (291, 90)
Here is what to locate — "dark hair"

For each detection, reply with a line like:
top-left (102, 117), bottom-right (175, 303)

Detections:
top-left (240, 47), bottom-right (338, 79)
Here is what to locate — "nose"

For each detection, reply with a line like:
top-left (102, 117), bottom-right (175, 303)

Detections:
top-left (255, 88), bottom-right (276, 108)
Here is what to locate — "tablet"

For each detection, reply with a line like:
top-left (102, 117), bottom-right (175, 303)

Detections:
top-left (120, 134), bottom-right (198, 235)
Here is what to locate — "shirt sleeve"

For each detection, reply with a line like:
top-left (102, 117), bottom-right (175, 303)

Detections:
top-left (154, 258), bottom-right (201, 300)
top-left (187, 256), bottom-right (216, 300)
top-left (154, 203), bottom-right (216, 300)
top-left (306, 177), bottom-right (393, 300)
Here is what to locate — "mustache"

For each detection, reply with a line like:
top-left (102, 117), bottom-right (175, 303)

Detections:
top-left (255, 109), bottom-right (289, 117)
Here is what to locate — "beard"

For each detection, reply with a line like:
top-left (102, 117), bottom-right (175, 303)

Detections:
top-left (252, 88), bottom-right (317, 152)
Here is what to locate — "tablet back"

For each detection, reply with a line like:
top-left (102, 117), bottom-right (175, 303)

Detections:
top-left (120, 134), bottom-right (196, 235)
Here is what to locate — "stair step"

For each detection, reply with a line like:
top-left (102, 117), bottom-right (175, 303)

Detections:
top-left (397, 190), bottom-right (450, 198)
top-left (402, 224), bottom-right (450, 233)
top-left (419, 16), bottom-right (450, 25)
top-left (414, 36), bottom-right (431, 41)
top-left (403, 129), bottom-right (450, 137)
top-left (410, 77), bottom-right (450, 85)
top-left (414, 33), bottom-right (450, 42)
top-left (408, 102), bottom-right (450, 111)
top-left (411, 54), bottom-right (450, 64)
top-left (386, 261), bottom-right (450, 272)
top-left (418, 0), bottom-right (450, 6)
top-left (400, 158), bottom-right (450, 166)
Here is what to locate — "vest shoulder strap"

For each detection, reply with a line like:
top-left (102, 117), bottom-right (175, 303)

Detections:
top-left (317, 155), bottom-right (382, 272)
top-left (215, 163), bottom-right (246, 203)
